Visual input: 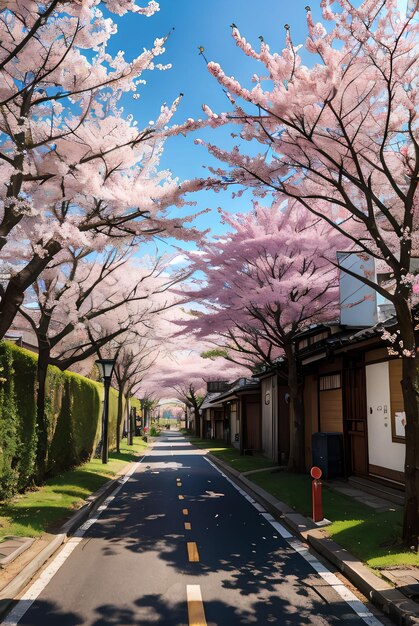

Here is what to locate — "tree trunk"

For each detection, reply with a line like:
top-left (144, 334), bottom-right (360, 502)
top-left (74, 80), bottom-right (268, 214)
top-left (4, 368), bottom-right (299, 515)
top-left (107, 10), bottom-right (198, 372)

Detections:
top-left (0, 241), bottom-right (61, 339)
top-left (285, 343), bottom-right (305, 473)
top-left (194, 406), bottom-right (201, 437)
top-left (129, 408), bottom-right (135, 446)
top-left (116, 385), bottom-right (124, 453)
top-left (126, 395), bottom-right (134, 446)
top-left (0, 279), bottom-right (26, 339)
top-left (394, 299), bottom-right (419, 549)
top-left (36, 342), bottom-right (50, 482)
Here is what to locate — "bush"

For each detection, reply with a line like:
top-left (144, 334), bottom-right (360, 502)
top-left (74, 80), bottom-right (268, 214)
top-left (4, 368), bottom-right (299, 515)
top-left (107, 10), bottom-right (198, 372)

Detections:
top-left (130, 397), bottom-right (141, 413)
top-left (108, 386), bottom-right (120, 450)
top-left (0, 343), bottom-right (19, 500)
top-left (12, 346), bottom-right (38, 490)
top-left (47, 371), bottom-right (103, 475)
top-left (0, 341), bottom-right (128, 500)
top-left (149, 426), bottom-right (160, 437)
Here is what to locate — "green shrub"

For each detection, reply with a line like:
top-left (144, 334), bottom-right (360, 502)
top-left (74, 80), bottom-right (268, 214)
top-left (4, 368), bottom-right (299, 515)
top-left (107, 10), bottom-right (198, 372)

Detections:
top-left (47, 371), bottom-right (102, 475)
top-left (69, 374), bottom-right (101, 462)
top-left (0, 343), bottom-right (19, 499)
top-left (130, 397), bottom-right (141, 413)
top-left (108, 386), bottom-right (120, 450)
top-left (11, 346), bottom-right (37, 490)
top-left (0, 341), bottom-right (128, 501)
top-left (149, 426), bottom-right (160, 437)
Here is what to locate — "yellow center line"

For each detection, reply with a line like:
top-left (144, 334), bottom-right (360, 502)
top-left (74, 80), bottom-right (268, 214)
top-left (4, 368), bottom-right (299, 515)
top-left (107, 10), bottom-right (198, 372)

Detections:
top-left (187, 542), bottom-right (199, 562)
top-left (182, 508), bottom-right (189, 515)
top-left (187, 585), bottom-right (207, 626)
top-left (178, 495), bottom-right (184, 500)
top-left (184, 522), bottom-right (191, 530)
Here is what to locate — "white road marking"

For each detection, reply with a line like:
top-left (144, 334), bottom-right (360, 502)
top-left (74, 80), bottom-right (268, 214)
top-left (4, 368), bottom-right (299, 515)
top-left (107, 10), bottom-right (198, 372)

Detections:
top-left (2, 455), bottom-right (147, 626)
top-left (204, 457), bottom-right (384, 626)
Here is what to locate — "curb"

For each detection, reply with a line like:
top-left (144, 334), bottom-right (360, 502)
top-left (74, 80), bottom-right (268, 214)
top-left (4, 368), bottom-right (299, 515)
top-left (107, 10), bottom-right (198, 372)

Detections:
top-left (0, 453), bottom-right (146, 621)
top-left (205, 451), bottom-right (419, 626)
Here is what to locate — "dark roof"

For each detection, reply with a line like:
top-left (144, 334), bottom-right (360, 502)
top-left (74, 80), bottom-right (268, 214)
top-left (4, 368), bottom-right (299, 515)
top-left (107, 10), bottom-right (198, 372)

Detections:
top-left (251, 312), bottom-right (400, 378)
top-left (326, 313), bottom-right (398, 350)
top-left (200, 392), bottom-right (224, 410)
top-left (209, 378), bottom-right (260, 403)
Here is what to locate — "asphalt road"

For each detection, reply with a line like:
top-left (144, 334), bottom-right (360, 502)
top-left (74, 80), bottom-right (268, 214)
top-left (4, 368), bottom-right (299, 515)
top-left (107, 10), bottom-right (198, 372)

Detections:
top-left (3, 432), bottom-right (387, 626)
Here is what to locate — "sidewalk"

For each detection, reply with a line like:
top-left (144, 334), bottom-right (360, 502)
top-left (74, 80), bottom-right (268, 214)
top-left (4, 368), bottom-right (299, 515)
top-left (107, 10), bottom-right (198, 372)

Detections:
top-left (205, 452), bottom-right (419, 626)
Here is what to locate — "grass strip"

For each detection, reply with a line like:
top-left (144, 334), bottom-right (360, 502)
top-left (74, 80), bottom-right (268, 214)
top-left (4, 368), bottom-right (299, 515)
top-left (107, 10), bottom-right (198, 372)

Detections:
top-left (0, 437), bottom-right (147, 540)
top-left (188, 437), bottom-right (275, 473)
top-left (249, 469), bottom-right (418, 569)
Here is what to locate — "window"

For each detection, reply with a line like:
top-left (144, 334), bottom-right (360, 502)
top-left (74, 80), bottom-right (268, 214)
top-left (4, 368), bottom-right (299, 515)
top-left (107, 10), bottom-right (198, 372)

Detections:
top-left (319, 373), bottom-right (341, 391)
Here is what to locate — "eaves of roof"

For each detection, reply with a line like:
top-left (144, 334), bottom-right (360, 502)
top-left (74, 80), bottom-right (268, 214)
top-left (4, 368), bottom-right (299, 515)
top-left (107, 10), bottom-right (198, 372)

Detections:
top-left (200, 392), bottom-right (224, 410)
top-left (250, 314), bottom-right (400, 375)
top-left (209, 381), bottom-right (260, 404)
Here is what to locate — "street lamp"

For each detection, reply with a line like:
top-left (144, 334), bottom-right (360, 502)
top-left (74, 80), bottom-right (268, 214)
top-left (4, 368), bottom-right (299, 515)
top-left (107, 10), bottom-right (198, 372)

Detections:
top-left (96, 358), bottom-right (116, 464)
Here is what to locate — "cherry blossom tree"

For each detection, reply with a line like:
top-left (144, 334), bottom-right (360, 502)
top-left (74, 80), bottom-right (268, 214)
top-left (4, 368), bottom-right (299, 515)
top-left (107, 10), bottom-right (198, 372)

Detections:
top-left (139, 394), bottom-right (159, 430)
top-left (201, 1), bottom-right (419, 545)
top-left (0, 0), bottom-right (208, 338)
top-left (142, 349), bottom-right (208, 436)
top-left (17, 247), bottom-right (184, 476)
top-left (140, 309), bottom-right (248, 436)
top-left (100, 334), bottom-right (158, 452)
top-left (176, 204), bottom-right (344, 469)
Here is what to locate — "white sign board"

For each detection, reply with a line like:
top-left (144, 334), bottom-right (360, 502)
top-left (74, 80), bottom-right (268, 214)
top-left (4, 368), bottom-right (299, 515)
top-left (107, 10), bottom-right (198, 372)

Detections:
top-left (337, 252), bottom-right (378, 327)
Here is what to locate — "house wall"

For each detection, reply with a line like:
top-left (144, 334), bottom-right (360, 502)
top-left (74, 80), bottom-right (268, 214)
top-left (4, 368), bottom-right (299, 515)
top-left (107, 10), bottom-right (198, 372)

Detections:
top-left (203, 409), bottom-right (211, 438)
top-left (304, 374), bottom-right (318, 469)
top-left (277, 384), bottom-right (289, 465)
top-left (215, 419), bottom-right (223, 439)
top-left (318, 359), bottom-right (344, 433)
top-left (366, 360), bottom-right (405, 483)
top-left (389, 359), bottom-right (405, 442)
top-left (302, 359), bottom-right (344, 469)
top-left (319, 389), bottom-right (343, 432)
top-left (365, 347), bottom-right (388, 363)
top-left (300, 341), bottom-right (406, 484)
top-left (243, 393), bottom-right (262, 450)
top-left (230, 401), bottom-right (240, 449)
top-left (261, 378), bottom-right (276, 461)
top-left (213, 408), bottom-right (224, 439)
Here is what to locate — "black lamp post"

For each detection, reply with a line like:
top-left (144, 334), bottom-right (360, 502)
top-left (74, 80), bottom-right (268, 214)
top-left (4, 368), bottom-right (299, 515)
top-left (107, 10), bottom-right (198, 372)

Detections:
top-left (96, 358), bottom-right (116, 464)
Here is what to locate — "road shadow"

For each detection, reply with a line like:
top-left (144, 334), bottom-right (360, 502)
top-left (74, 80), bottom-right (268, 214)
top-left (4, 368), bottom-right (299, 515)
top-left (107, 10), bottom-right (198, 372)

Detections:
top-left (79, 450), bottom-right (356, 625)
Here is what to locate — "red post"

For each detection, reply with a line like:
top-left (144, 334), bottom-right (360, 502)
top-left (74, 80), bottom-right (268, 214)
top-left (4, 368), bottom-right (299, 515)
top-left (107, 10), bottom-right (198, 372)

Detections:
top-left (310, 466), bottom-right (324, 523)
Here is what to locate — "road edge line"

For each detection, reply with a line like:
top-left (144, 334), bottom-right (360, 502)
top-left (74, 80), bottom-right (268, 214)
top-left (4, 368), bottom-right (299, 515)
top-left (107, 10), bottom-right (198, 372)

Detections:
top-left (0, 453), bottom-right (148, 622)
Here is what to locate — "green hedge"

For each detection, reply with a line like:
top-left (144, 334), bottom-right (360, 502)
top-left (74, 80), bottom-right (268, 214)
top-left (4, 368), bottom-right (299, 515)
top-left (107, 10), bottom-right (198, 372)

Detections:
top-left (0, 343), bottom-right (19, 500)
top-left (130, 397), bottom-right (142, 414)
top-left (0, 342), bottom-right (122, 500)
top-left (11, 346), bottom-right (38, 491)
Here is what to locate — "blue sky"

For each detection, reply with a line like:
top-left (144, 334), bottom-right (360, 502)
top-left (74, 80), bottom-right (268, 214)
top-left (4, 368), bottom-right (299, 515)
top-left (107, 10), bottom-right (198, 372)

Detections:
top-left (106, 0), bottom-right (329, 257)
top-left (108, 0), bottom-right (411, 259)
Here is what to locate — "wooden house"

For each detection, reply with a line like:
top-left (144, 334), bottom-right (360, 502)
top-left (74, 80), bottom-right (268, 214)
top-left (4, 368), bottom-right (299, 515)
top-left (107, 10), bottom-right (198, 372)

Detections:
top-left (209, 378), bottom-right (262, 453)
top-left (299, 322), bottom-right (406, 485)
top-left (256, 366), bottom-right (290, 464)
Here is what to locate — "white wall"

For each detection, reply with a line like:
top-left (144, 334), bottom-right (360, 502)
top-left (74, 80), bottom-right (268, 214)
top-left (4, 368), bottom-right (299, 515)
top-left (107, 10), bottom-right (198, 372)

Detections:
top-left (366, 362), bottom-right (405, 473)
top-left (338, 252), bottom-right (378, 327)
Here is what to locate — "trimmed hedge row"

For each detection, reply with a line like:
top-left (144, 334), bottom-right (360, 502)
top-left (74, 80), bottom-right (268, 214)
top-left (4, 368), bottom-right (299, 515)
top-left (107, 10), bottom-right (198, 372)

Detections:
top-left (0, 341), bottom-right (121, 501)
top-left (130, 397), bottom-right (142, 414)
